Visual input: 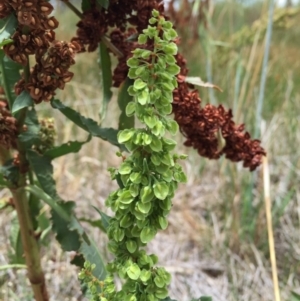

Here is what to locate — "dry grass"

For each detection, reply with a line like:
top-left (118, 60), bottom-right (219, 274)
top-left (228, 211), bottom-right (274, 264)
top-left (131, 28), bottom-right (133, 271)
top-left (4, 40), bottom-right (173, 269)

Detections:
top-left (1, 1), bottom-right (300, 301)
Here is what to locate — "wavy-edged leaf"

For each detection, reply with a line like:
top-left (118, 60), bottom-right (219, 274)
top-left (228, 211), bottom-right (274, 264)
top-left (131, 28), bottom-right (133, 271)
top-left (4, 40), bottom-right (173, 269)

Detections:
top-left (118, 77), bottom-right (134, 130)
top-left (27, 185), bottom-right (107, 281)
top-left (51, 99), bottom-right (125, 150)
top-left (27, 150), bottom-right (58, 199)
top-left (0, 50), bottom-right (22, 109)
top-left (0, 14), bottom-right (17, 46)
top-left (12, 90), bottom-right (33, 114)
top-left (99, 41), bottom-right (112, 122)
top-left (45, 136), bottom-right (91, 159)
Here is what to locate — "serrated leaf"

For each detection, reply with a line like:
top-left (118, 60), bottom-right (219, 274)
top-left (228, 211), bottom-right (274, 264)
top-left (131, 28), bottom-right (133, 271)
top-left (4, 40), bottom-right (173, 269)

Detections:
top-left (0, 14), bottom-right (17, 46)
top-left (45, 136), bottom-right (91, 159)
top-left (12, 90), bottom-right (33, 114)
top-left (0, 50), bottom-right (22, 108)
top-left (51, 98), bottom-right (125, 150)
top-left (99, 41), bottom-right (112, 123)
top-left (118, 77), bottom-right (134, 130)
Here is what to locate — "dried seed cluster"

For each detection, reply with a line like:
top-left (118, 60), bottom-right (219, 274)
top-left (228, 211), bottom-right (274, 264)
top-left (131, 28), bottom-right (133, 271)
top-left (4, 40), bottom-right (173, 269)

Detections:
top-left (0, 88), bottom-right (18, 149)
top-left (15, 40), bottom-right (81, 103)
top-left (72, 0), bottom-right (163, 52)
top-left (1, 0), bottom-right (81, 103)
top-left (72, 0), bottom-right (265, 170)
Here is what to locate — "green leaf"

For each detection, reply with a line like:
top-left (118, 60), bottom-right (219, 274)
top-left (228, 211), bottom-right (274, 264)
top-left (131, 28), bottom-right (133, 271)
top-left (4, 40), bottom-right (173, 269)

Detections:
top-left (138, 34), bottom-right (147, 44)
top-left (137, 201), bottom-right (151, 214)
top-left (134, 79), bottom-right (147, 90)
top-left (153, 182), bottom-right (169, 200)
top-left (0, 14), bottom-right (17, 46)
top-left (140, 269), bottom-right (151, 282)
top-left (51, 201), bottom-right (81, 251)
top-left (127, 263), bottom-right (141, 280)
top-left (155, 287), bottom-right (169, 299)
top-left (158, 216), bottom-right (168, 230)
top-left (0, 51), bottom-right (22, 109)
top-left (12, 90), bottom-right (33, 114)
top-left (1, 159), bottom-right (19, 186)
top-left (92, 206), bottom-right (111, 232)
top-left (199, 297), bottom-right (213, 301)
top-left (162, 43), bottom-right (178, 55)
top-left (81, 0), bottom-right (91, 11)
top-left (51, 99), bottom-right (125, 150)
top-left (137, 89), bottom-right (149, 105)
top-left (27, 150), bottom-right (58, 199)
top-left (166, 119), bottom-right (179, 135)
top-left (140, 227), bottom-right (156, 243)
top-left (0, 173), bottom-right (8, 187)
top-left (119, 190), bottom-right (134, 205)
top-left (0, 38), bottom-right (13, 47)
top-left (96, 0), bottom-right (109, 9)
top-left (118, 129), bottom-right (134, 144)
top-left (18, 108), bottom-right (40, 148)
top-left (149, 135), bottom-right (162, 152)
top-left (154, 275), bottom-right (165, 288)
top-left (98, 41), bottom-right (112, 123)
top-left (27, 185), bottom-right (107, 281)
top-left (45, 136), bottom-right (91, 159)
top-left (126, 240), bottom-right (137, 253)
top-left (118, 77), bottom-right (135, 130)
top-left (291, 291), bottom-right (300, 301)
top-left (140, 186), bottom-right (154, 203)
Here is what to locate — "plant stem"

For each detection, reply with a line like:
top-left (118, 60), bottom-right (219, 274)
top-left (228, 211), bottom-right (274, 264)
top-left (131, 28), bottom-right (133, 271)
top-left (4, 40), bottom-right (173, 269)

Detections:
top-left (10, 61), bottom-right (49, 300)
top-left (11, 184), bottom-right (49, 301)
